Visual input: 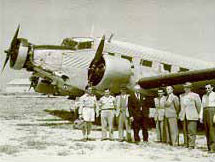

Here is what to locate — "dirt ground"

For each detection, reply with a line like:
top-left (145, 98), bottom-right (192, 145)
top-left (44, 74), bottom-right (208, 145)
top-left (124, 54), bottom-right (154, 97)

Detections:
top-left (0, 94), bottom-right (215, 162)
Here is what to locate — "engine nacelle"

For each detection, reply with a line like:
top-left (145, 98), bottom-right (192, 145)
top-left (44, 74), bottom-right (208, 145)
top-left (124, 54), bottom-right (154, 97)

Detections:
top-left (88, 55), bottom-right (132, 93)
top-left (10, 38), bottom-right (29, 70)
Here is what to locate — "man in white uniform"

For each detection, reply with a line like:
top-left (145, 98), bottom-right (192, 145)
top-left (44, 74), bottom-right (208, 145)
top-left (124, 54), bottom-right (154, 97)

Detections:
top-left (154, 89), bottom-right (166, 142)
top-left (116, 88), bottom-right (132, 142)
top-left (99, 89), bottom-right (116, 140)
top-left (79, 87), bottom-right (97, 141)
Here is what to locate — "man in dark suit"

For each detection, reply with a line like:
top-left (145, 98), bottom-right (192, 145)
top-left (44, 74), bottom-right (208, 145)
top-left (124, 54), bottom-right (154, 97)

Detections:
top-left (128, 85), bottom-right (149, 143)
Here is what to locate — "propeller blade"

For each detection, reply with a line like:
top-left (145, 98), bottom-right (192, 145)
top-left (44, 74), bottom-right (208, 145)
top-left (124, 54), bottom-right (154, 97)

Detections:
top-left (108, 33), bottom-right (114, 43)
top-left (88, 35), bottom-right (105, 86)
top-left (11, 25), bottom-right (20, 48)
top-left (1, 53), bottom-right (10, 72)
top-left (93, 35), bottom-right (105, 63)
top-left (28, 81), bottom-right (33, 91)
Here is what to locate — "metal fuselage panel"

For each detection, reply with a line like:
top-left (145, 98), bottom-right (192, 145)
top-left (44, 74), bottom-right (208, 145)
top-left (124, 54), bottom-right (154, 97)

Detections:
top-left (33, 49), bottom-right (96, 91)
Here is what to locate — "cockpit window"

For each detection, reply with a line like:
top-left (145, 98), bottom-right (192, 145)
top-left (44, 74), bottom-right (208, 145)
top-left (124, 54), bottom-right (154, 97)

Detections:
top-left (61, 37), bottom-right (93, 50)
top-left (77, 42), bottom-right (92, 49)
top-left (61, 38), bottom-right (78, 48)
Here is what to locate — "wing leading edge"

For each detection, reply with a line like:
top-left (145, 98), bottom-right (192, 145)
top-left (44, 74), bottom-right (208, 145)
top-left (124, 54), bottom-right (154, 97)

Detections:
top-left (138, 67), bottom-right (215, 96)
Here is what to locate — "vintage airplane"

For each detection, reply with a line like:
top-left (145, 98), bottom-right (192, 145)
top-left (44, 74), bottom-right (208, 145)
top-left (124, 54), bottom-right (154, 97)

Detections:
top-left (3, 25), bottom-right (215, 99)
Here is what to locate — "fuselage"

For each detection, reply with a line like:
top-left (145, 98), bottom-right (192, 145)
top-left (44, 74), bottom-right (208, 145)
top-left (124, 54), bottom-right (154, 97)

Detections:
top-left (31, 36), bottom-right (215, 96)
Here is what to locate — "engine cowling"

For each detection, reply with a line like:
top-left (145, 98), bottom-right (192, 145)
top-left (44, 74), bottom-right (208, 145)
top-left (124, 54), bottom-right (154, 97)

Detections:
top-left (10, 38), bottom-right (29, 70)
top-left (88, 55), bottom-right (132, 93)
top-left (3, 26), bottom-right (30, 71)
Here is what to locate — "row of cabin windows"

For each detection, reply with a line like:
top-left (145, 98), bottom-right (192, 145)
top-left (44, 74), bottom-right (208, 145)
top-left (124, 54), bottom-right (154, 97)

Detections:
top-left (140, 60), bottom-right (152, 67)
top-left (108, 52), bottom-right (189, 73)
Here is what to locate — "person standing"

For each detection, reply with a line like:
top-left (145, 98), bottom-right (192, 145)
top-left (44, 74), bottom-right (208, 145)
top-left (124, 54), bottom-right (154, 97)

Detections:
top-left (116, 88), bottom-right (132, 142)
top-left (179, 82), bottom-right (201, 149)
top-left (99, 89), bottom-right (116, 140)
top-left (201, 84), bottom-right (215, 153)
top-left (154, 89), bottom-right (166, 142)
top-left (79, 86), bottom-right (97, 141)
top-left (128, 85), bottom-right (149, 143)
top-left (164, 86), bottom-right (180, 146)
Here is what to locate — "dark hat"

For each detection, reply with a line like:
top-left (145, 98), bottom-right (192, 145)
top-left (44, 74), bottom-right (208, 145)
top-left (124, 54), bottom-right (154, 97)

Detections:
top-left (183, 82), bottom-right (192, 88)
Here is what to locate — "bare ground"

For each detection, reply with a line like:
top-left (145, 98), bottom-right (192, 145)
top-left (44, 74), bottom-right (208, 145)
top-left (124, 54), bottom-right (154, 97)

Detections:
top-left (0, 95), bottom-right (215, 162)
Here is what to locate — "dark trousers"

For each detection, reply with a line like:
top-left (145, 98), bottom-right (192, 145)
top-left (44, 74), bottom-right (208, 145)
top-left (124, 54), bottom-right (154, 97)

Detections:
top-left (132, 117), bottom-right (148, 142)
top-left (203, 107), bottom-right (215, 151)
top-left (183, 117), bottom-right (197, 148)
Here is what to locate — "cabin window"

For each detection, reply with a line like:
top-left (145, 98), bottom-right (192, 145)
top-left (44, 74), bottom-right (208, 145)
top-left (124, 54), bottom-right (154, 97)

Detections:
top-left (121, 55), bottom-right (132, 62)
top-left (163, 63), bottom-right (171, 72)
top-left (61, 38), bottom-right (78, 47)
top-left (140, 59), bottom-right (152, 67)
top-left (179, 67), bottom-right (189, 72)
top-left (108, 52), bottom-right (115, 56)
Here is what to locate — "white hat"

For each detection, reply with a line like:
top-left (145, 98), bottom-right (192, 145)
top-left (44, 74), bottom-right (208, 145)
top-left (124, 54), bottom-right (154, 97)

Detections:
top-left (158, 89), bottom-right (164, 93)
top-left (183, 82), bottom-right (192, 88)
top-left (134, 84), bottom-right (141, 90)
top-left (104, 89), bottom-right (110, 93)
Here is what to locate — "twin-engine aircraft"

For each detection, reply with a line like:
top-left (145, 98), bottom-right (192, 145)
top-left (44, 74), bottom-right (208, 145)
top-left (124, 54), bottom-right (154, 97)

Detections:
top-left (3, 25), bottom-right (215, 99)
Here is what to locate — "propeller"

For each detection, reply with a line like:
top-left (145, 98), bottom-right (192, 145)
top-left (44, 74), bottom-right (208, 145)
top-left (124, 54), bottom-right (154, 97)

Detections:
top-left (88, 35), bottom-right (106, 86)
top-left (2, 25), bottom-right (20, 72)
top-left (28, 81), bottom-right (33, 91)
top-left (93, 35), bottom-right (105, 63)
top-left (2, 51), bottom-right (10, 72)
top-left (108, 33), bottom-right (114, 43)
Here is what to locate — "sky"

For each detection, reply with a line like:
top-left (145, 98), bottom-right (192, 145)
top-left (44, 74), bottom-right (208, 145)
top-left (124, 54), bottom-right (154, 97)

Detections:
top-left (1, 0), bottom-right (215, 89)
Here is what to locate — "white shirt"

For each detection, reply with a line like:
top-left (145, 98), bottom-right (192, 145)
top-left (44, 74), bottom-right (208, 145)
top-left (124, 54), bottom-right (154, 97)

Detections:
top-left (202, 91), bottom-right (215, 108)
top-left (79, 94), bottom-right (97, 108)
top-left (100, 96), bottom-right (116, 109)
top-left (200, 91), bottom-right (215, 120)
top-left (135, 93), bottom-right (140, 100)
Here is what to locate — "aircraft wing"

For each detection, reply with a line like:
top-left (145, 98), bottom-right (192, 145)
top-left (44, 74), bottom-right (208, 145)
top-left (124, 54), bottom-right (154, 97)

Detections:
top-left (27, 65), bottom-right (83, 97)
top-left (138, 67), bottom-right (215, 96)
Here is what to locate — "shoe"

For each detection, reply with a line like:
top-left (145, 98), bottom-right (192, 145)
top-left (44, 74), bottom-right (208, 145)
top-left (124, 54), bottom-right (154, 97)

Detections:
top-left (101, 138), bottom-right (108, 141)
top-left (127, 141), bottom-right (133, 143)
top-left (188, 146), bottom-right (195, 149)
top-left (126, 134), bottom-right (132, 142)
top-left (126, 139), bottom-right (133, 143)
top-left (119, 139), bottom-right (124, 142)
top-left (208, 149), bottom-right (215, 153)
top-left (135, 141), bottom-right (140, 145)
top-left (81, 138), bottom-right (87, 142)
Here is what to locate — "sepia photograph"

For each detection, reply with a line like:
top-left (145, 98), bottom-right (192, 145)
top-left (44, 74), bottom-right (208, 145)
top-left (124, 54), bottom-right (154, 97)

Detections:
top-left (1, 0), bottom-right (215, 162)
